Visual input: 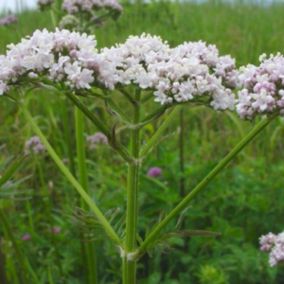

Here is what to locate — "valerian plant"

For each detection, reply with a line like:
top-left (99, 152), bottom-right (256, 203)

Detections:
top-left (0, 28), bottom-right (281, 283)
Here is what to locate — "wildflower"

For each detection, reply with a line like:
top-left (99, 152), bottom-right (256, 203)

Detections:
top-left (147, 167), bottom-right (162, 178)
top-left (51, 226), bottom-right (61, 235)
top-left (21, 233), bottom-right (31, 241)
top-left (0, 15), bottom-right (17, 27)
top-left (237, 53), bottom-right (284, 119)
top-left (87, 132), bottom-right (108, 150)
top-left (24, 136), bottom-right (45, 155)
top-left (260, 232), bottom-right (284, 267)
top-left (0, 29), bottom-right (116, 94)
top-left (0, 30), bottom-right (237, 111)
top-left (101, 35), bottom-right (237, 110)
top-left (260, 232), bottom-right (276, 251)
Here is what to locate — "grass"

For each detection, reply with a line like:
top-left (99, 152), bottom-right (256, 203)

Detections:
top-left (1, 1), bottom-right (284, 283)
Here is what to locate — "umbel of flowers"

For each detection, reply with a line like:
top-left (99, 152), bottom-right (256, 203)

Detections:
top-left (0, 28), bottom-right (281, 282)
top-left (0, 29), bottom-right (237, 110)
top-left (260, 232), bottom-right (284, 267)
top-left (237, 53), bottom-right (284, 119)
top-left (100, 36), bottom-right (237, 108)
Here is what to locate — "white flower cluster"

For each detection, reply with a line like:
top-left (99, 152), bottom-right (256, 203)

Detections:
top-left (101, 35), bottom-right (237, 110)
top-left (237, 53), bottom-right (284, 119)
top-left (0, 29), bottom-right (238, 111)
top-left (62, 0), bottom-right (123, 15)
top-left (0, 29), bottom-right (115, 95)
top-left (260, 232), bottom-right (284, 267)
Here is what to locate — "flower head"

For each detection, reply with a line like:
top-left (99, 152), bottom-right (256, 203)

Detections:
top-left (0, 30), bottom-right (237, 112)
top-left (21, 233), bottom-right (31, 241)
top-left (0, 15), bottom-right (17, 27)
top-left (24, 136), bottom-right (45, 155)
top-left (87, 132), bottom-right (108, 150)
top-left (260, 231), bottom-right (284, 267)
top-left (51, 226), bottom-right (61, 235)
top-left (237, 53), bottom-right (284, 119)
top-left (260, 232), bottom-right (276, 252)
top-left (147, 167), bottom-right (162, 178)
top-left (101, 35), bottom-right (237, 110)
top-left (0, 29), bottom-right (116, 95)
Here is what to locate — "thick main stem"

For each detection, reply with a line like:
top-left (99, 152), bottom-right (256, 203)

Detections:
top-left (123, 92), bottom-right (141, 284)
top-left (75, 107), bottom-right (98, 284)
top-left (137, 114), bottom-right (277, 257)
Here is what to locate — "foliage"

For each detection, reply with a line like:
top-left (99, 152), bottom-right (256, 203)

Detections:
top-left (0, 1), bottom-right (284, 283)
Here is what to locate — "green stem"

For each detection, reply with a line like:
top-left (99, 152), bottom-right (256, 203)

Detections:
top-left (65, 92), bottom-right (133, 164)
top-left (137, 114), bottom-right (277, 257)
top-left (75, 107), bottom-right (98, 284)
top-left (140, 107), bottom-right (180, 158)
top-left (61, 103), bottom-right (76, 176)
top-left (123, 91), bottom-right (141, 284)
top-left (119, 89), bottom-right (136, 105)
top-left (140, 106), bottom-right (168, 126)
top-left (50, 10), bottom-right (57, 29)
top-left (22, 105), bottom-right (122, 245)
top-left (105, 97), bottom-right (131, 124)
top-left (66, 92), bottom-right (110, 135)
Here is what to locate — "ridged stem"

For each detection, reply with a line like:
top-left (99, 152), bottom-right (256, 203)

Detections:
top-left (123, 91), bottom-right (141, 284)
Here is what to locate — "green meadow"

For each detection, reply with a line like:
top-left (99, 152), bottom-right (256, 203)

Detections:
top-left (1, 1), bottom-right (284, 283)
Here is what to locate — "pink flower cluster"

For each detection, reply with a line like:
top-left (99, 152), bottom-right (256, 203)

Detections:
top-left (87, 132), bottom-right (108, 149)
top-left (0, 15), bottom-right (17, 27)
top-left (0, 29), bottom-right (117, 96)
top-left (24, 136), bottom-right (45, 155)
top-left (237, 53), bottom-right (284, 119)
top-left (0, 29), bottom-right (239, 112)
top-left (101, 34), bottom-right (237, 110)
top-left (147, 167), bottom-right (162, 178)
top-left (62, 0), bottom-right (123, 15)
top-left (260, 232), bottom-right (284, 267)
